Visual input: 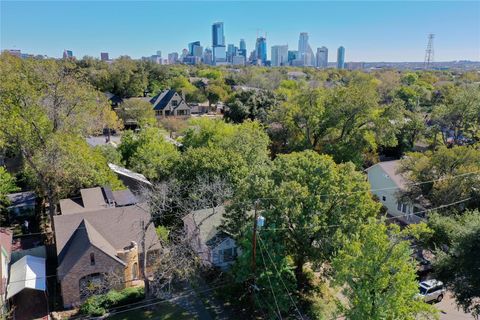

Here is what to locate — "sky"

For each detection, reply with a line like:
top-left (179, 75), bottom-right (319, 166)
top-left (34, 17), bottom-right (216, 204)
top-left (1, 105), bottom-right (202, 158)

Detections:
top-left (1, 1), bottom-right (479, 62)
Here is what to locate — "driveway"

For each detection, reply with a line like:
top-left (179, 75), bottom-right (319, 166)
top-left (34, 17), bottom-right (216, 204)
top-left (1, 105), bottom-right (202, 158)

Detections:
top-left (436, 292), bottom-right (474, 320)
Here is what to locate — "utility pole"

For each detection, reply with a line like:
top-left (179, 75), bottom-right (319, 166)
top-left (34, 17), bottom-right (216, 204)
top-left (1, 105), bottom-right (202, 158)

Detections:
top-left (250, 200), bottom-right (259, 311)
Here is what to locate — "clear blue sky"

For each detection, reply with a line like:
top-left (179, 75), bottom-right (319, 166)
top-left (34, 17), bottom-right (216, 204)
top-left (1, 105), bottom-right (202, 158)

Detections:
top-left (1, 1), bottom-right (479, 62)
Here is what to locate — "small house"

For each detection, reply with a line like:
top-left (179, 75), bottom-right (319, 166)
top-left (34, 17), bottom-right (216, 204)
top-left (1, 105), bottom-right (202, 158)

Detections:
top-left (183, 206), bottom-right (238, 269)
top-left (150, 89), bottom-right (191, 118)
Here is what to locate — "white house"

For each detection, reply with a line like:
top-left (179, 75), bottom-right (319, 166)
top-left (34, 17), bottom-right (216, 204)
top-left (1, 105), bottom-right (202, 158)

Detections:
top-left (183, 206), bottom-right (238, 269)
top-left (366, 160), bottom-right (425, 225)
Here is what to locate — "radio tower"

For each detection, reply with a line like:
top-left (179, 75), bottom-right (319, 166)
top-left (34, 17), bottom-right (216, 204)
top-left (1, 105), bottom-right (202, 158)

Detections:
top-left (424, 34), bottom-right (434, 69)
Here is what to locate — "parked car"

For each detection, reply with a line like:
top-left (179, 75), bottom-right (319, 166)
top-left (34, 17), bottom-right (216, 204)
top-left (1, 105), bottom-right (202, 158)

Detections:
top-left (418, 280), bottom-right (446, 303)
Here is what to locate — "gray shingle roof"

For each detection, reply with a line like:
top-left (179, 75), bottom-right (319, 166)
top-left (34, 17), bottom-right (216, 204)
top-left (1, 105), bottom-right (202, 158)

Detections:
top-left (150, 90), bottom-right (178, 111)
top-left (54, 204), bottom-right (160, 279)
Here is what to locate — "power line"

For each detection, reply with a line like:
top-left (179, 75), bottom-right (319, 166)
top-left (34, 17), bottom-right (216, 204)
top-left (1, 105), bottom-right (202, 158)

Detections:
top-left (261, 197), bottom-right (473, 232)
top-left (258, 238), bottom-right (283, 320)
top-left (258, 235), bottom-right (304, 320)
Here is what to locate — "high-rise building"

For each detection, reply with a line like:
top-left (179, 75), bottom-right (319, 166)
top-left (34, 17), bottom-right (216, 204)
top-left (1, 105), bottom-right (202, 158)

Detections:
top-left (337, 46), bottom-right (345, 69)
top-left (255, 36), bottom-right (267, 65)
top-left (168, 52), bottom-right (179, 64)
top-left (188, 41), bottom-right (203, 58)
top-left (212, 22), bottom-right (225, 47)
top-left (239, 39), bottom-right (246, 51)
top-left (203, 48), bottom-right (213, 65)
top-left (212, 22), bottom-right (226, 65)
top-left (271, 45), bottom-right (288, 66)
top-left (100, 52), bottom-right (109, 61)
top-left (288, 50), bottom-right (298, 65)
top-left (227, 44), bottom-right (237, 63)
top-left (316, 47), bottom-right (328, 68)
top-left (63, 50), bottom-right (73, 59)
top-left (297, 32), bottom-right (315, 66)
top-left (232, 55), bottom-right (246, 66)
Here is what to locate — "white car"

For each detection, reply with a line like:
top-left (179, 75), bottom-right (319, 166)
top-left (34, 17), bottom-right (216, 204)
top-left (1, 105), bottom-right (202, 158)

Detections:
top-left (418, 280), bottom-right (446, 303)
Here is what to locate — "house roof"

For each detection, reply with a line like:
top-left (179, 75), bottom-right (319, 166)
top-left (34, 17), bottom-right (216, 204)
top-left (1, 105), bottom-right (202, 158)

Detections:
top-left (366, 160), bottom-right (408, 189)
top-left (6, 191), bottom-right (36, 208)
top-left (57, 219), bottom-right (125, 280)
top-left (150, 89), bottom-right (188, 111)
top-left (104, 92), bottom-right (123, 105)
top-left (183, 206), bottom-right (229, 248)
top-left (112, 189), bottom-right (137, 207)
top-left (108, 163), bottom-right (152, 187)
top-left (7, 255), bottom-right (46, 299)
top-left (54, 204), bottom-right (160, 278)
top-left (59, 187), bottom-right (108, 215)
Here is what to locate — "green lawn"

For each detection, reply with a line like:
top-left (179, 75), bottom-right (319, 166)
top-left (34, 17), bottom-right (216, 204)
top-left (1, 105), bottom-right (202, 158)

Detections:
top-left (107, 302), bottom-right (196, 320)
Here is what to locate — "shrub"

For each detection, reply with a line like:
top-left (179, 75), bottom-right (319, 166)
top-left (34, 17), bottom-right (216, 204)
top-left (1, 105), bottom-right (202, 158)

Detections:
top-left (79, 287), bottom-right (145, 316)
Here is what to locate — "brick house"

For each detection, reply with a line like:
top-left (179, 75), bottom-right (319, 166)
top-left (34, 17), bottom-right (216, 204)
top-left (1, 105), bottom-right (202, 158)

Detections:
top-left (54, 187), bottom-right (160, 308)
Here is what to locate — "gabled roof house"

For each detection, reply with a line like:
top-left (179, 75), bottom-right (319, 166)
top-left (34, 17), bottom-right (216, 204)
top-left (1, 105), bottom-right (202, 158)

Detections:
top-left (149, 89), bottom-right (191, 118)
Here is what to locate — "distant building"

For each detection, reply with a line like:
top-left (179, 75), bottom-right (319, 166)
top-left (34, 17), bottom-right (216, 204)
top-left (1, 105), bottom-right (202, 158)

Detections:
top-left (213, 45), bottom-right (226, 65)
top-left (271, 45), bottom-right (288, 66)
top-left (232, 55), bottom-right (246, 66)
top-left (100, 52), bottom-right (109, 61)
top-left (288, 50), bottom-right (298, 65)
top-left (7, 49), bottom-right (21, 58)
top-left (346, 62), bottom-right (365, 70)
top-left (203, 48), bottom-right (213, 65)
top-left (168, 52), bottom-right (179, 64)
top-left (316, 46), bottom-right (328, 68)
top-left (255, 36), bottom-right (267, 65)
top-left (227, 44), bottom-right (236, 63)
top-left (298, 32), bottom-right (315, 66)
top-left (63, 50), bottom-right (73, 59)
top-left (212, 22), bottom-right (226, 65)
top-left (239, 39), bottom-right (246, 51)
top-left (337, 46), bottom-right (345, 69)
top-left (188, 41), bottom-right (203, 58)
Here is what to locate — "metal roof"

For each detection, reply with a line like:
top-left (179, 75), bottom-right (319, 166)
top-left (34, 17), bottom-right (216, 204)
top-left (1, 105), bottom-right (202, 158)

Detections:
top-left (7, 255), bottom-right (46, 299)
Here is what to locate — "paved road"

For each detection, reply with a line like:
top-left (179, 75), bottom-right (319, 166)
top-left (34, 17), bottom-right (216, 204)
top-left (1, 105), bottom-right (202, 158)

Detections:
top-left (436, 292), bottom-right (474, 320)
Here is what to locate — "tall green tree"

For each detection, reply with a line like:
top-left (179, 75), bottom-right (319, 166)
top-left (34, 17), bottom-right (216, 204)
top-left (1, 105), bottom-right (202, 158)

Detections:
top-left (253, 151), bottom-right (380, 288)
top-left (0, 53), bottom-right (121, 216)
top-left (115, 98), bottom-right (156, 128)
top-left (398, 146), bottom-right (480, 211)
top-left (428, 211), bottom-right (480, 317)
top-left (332, 220), bottom-right (437, 320)
top-left (118, 127), bottom-right (180, 181)
top-left (0, 167), bottom-right (19, 222)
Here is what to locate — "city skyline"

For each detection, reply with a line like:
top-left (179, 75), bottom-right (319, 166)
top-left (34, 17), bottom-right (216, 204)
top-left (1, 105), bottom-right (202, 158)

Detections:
top-left (1, 1), bottom-right (479, 62)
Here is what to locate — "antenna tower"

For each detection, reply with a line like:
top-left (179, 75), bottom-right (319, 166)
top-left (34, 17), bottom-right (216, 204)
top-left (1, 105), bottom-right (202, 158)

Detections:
top-left (424, 33), bottom-right (434, 69)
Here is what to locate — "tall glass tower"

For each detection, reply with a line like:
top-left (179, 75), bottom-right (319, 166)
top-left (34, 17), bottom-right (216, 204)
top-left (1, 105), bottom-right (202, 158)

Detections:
top-left (212, 22), bottom-right (225, 47)
top-left (337, 46), bottom-right (345, 69)
top-left (255, 37), bottom-right (267, 65)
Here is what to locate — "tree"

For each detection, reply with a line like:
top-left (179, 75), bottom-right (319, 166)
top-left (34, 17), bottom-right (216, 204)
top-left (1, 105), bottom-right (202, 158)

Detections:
top-left (0, 167), bottom-right (19, 222)
top-left (205, 83), bottom-right (229, 110)
top-left (431, 85), bottom-right (480, 146)
top-left (0, 53), bottom-right (121, 217)
top-left (108, 57), bottom-right (148, 98)
top-left (224, 90), bottom-right (277, 123)
top-left (118, 127), bottom-right (180, 181)
top-left (332, 220), bottom-right (437, 320)
top-left (398, 146), bottom-right (480, 211)
top-left (246, 151), bottom-right (380, 289)
top-left (115, 98), bottom-right (156, 128)
top-left (428, 211), bottom-right (480, 317)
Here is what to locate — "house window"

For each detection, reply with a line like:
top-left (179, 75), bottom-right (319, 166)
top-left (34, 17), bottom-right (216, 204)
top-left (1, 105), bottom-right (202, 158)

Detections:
top-left (178, 110), bottom-right (185, 116)
top-left (222, 247), bottom-right (237, 262)
top-left (171, 100), bottom-right (178, 107)
top-left (382, 196), bottom-right (386, 201)
top-left (402, 203), bottom-right (407, 213)
top-left (132, 262), bottom-right (138, 280)
top-left (397, 202), bottom-right (402, 211)
top-left (90, 253), bottom-right (95, 266)
top-left (165, 110), bottom-right (171, 116)
top-left (155, 110), bottom-right (161, 116)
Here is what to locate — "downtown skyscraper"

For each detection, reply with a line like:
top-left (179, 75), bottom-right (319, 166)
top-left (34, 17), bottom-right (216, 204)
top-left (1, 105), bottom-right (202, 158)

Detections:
top-left (212, 22), bottom-right (226, 65)
top-left (271, 45), bottom-right (288, 66)
top-left (255, 36), bottom-right (267, 65)
top-left (316, 46), bottom-right (328, 68)
top-left (298, 32), bottom-right (315, 66)
top-left (337, 46), bottom-right (345, 69)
